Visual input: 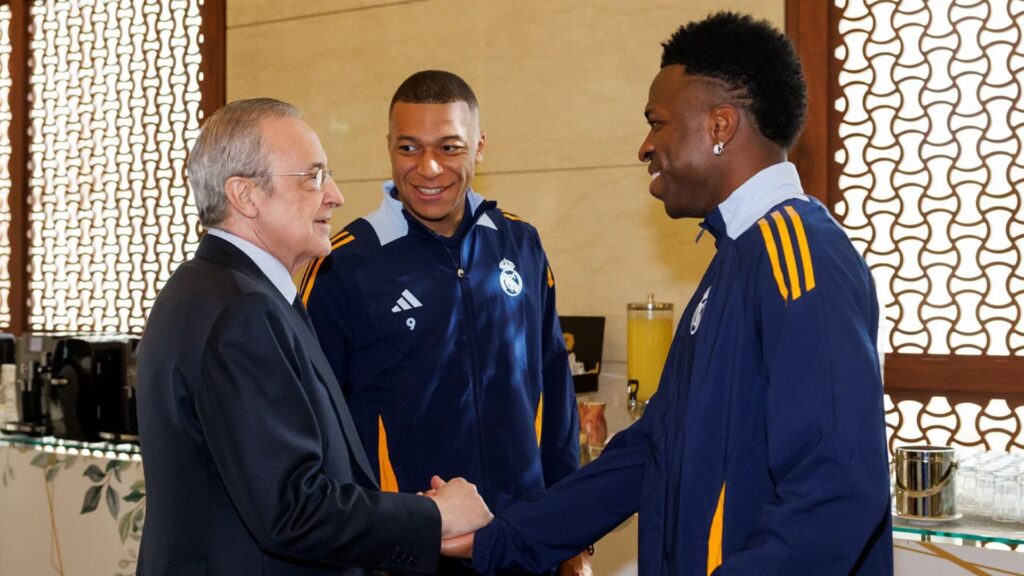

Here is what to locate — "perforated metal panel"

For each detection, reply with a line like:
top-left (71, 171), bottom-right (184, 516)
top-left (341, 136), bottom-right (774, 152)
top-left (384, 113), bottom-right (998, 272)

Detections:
top-left (26, 0), bottom-right (204, 333)
top-left (834, 0), bottom-right (1024, 357)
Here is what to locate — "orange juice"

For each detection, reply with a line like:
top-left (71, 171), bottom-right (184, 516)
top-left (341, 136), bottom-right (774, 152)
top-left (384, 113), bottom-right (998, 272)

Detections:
top-left (627, 295), bottom-right (674, 405)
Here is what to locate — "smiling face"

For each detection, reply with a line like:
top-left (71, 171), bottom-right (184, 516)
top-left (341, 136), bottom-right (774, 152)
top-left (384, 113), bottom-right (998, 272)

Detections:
top-left (638, 65), bottom-right (729, 219)
top-left (252, 116), bottom-right (344, 274)
top-left (387, 101), bottom-right (485, 237)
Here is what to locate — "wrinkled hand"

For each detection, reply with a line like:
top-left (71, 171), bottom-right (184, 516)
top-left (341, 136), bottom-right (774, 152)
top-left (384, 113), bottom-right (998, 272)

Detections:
top-left (427, 476), bottom-right (493, 539)
top-left (557, 551), bottom-right (593, 576)
top-left (441, 531), bottom-right (475, 558)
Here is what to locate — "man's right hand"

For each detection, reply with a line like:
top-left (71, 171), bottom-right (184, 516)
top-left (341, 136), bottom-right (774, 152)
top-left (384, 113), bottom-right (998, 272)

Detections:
top-left (426, 475), bottom-right (493, 538)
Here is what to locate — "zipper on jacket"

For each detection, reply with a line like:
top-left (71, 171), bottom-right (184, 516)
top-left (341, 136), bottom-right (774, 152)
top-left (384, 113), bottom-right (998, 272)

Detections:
top-left (451, 219), bottom-right (490, 497)
top-left (412, 204), bottom-right (492, 497)
top-left (454, 244), bottom-right (489, 497)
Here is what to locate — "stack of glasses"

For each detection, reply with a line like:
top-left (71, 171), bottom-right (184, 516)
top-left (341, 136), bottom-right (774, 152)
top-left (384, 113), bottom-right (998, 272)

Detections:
top-left (957, 451), bottom-right (1024, 523)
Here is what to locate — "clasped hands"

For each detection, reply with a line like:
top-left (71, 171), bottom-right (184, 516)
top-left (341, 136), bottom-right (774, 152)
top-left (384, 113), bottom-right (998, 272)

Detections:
top-left (423, 476), bottom-right (593, 576)
top-left (422, 475), bottom-right (489, 559)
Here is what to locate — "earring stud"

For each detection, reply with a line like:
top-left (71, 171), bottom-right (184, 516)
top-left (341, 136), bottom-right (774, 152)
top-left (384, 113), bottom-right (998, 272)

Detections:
top-left (713, 141), bottom-right (725, 156)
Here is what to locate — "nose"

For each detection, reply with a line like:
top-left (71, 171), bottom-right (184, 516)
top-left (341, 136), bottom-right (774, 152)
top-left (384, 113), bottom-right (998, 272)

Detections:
top-left (417, 153), bottom-right (443, 178)
top-left (324, 178), bottom-right (344, 208)
top-left (638, 134), bottom-right (654, 163)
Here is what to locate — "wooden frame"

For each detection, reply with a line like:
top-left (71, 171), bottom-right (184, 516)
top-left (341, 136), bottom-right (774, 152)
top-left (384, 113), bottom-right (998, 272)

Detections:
top-left (1, 0), bottom-right (226, 335)
top-left (7, 0), bottom-right (29, 335)
top-left (785, 0), bottom-right (1023, 403)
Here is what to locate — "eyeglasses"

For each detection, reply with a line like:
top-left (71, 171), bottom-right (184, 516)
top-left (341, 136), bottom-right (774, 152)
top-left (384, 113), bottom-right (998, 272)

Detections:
top-left (271, 166), bottom-right (335, 192)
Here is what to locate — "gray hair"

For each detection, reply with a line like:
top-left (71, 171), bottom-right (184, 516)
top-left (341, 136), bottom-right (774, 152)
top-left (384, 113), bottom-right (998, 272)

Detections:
top-left (187, 98), bottom-right (301, 227)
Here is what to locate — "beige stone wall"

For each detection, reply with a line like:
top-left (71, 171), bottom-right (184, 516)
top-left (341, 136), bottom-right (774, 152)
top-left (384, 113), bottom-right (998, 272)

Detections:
top-left (227, 0), bottom-right (785, 363)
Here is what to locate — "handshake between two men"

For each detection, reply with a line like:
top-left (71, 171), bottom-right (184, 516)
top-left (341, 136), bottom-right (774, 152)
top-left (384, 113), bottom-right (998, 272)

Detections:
top-left (422, 475), bottom-right (489, 559)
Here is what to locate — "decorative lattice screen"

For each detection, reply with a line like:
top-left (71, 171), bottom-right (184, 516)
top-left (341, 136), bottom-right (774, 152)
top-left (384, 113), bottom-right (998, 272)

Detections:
top-left (834, 0), bottom-right (1024, 452)
top-left (26, 0), bottom-right (204, 333)
top-left (0, 5), bottom-right (12, 329)
top-left (834, 0), bottom-right (1024, 357)
top-left (885, 396), bottom-right (1024, 453)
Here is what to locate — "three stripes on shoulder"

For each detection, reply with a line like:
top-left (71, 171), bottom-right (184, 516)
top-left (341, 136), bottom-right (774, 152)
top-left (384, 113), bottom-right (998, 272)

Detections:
top-left (757, 206), bottom-right (816, 303)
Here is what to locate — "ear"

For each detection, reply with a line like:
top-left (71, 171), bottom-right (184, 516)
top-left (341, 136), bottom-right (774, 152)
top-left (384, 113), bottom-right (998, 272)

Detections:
top-left (224, 175), bottom-right (259, 219)
top-left (475, 130), bottom-right (487, 162)
top-left (709, 104), bottom-right (740, 146)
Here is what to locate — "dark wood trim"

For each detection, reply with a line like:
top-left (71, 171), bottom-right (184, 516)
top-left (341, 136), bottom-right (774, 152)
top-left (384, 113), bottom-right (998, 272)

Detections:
top-left (884, 354), bottom-right (1024, 401)
top-left (199, 0), bottom-right (226, 120)
top-left (785, 0), bottom-right (833, 205)
top-left (8, 0), bottom-right (30, 335)
top-left (825, 6), bottom-right (844, 209)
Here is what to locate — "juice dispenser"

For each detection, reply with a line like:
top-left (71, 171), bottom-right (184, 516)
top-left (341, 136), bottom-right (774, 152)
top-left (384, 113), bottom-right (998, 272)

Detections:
top-left (627, 294), bottom-right (673, 419)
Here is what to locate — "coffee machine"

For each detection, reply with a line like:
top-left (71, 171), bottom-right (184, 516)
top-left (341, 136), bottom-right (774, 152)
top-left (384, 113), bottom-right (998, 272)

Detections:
top-left (2, 332), bottom-right (65, 436)
top-left (94, 336), bottom-right (140, 442)
top-left (48, 334), bottom-right (140, 442)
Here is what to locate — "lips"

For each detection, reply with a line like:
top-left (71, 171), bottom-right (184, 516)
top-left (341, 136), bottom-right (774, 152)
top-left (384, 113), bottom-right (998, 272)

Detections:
top-left (414, 183), bottom-right (452, 197)
top-left (648, 168), bottom-right (663, 197)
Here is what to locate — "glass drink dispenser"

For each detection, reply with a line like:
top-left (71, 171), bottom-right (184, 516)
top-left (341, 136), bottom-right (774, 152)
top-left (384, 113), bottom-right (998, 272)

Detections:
top-left (627, 294), bottom-right (673, 419)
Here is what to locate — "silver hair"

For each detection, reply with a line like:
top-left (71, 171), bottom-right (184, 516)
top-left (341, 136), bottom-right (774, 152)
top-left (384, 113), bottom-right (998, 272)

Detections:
top-left (187, 98), bottom-right (301, 227)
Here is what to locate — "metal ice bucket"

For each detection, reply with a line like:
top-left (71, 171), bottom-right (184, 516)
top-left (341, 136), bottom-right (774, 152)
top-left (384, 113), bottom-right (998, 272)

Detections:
top-left (894, 445), bottom-right (958, 519)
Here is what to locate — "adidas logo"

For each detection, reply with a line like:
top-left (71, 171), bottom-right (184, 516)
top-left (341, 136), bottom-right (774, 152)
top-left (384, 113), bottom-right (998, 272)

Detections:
top-left (391, 289), bottom-right (423, 313)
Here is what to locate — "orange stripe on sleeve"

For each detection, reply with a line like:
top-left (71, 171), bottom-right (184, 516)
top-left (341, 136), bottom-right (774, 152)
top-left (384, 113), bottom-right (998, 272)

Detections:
top-left (332, 234), bottom-right (354, 249)
top-left (757, 218), bottom-right (789, 301)
top-left (300, 257), bottom-right (327, 306)
top-left (771, 211), bottom-right (802, 300)
top-left (784, 206), bottom-right (816, 292)
top-left (299, 236), bottom-right (356, 306)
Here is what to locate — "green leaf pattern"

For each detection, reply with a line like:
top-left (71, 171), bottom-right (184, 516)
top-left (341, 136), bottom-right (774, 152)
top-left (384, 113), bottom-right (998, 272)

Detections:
top-left (82, 484), bottom-right (102, 513)
top-left (4, 444), bottom-right (145, 576)
top-left (105, 485), bottom-right (120, 519)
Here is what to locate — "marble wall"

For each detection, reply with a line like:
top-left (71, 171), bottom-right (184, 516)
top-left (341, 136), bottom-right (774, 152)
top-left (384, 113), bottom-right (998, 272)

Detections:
top-left (226, 0), bottom-right (785, 362)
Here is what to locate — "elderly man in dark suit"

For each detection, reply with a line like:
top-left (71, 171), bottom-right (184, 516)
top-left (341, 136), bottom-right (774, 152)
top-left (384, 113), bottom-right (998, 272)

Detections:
top-left (136, 98), bottom-right (492, 576)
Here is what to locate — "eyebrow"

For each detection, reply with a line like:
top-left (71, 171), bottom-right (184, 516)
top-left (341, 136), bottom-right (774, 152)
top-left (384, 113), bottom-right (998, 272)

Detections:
top-left (287, 161), bottom-right (324, 174)
top-left (394, 134), bottom-right (467, 144)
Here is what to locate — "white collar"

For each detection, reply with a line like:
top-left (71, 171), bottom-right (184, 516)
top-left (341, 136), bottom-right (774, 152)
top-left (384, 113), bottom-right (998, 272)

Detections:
top-left (363, 180), bottom-right (497, 246)
top-left (207, 228), bottom-right (297, 304)
top-left (717, 162), bottom-right (807, 240)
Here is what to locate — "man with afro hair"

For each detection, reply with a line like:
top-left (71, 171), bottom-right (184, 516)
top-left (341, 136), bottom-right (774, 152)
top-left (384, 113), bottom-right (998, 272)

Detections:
top-left (443, 12), bottom-right (894, 576)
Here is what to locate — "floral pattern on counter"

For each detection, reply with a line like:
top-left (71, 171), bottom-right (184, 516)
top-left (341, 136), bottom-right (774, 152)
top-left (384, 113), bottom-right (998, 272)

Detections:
top-left (1, 443), bottom-right (144, 576)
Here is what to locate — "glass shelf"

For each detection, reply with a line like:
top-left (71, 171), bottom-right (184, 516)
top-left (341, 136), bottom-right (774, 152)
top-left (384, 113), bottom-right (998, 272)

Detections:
top-left (892, 511), bottom-right (1024, 546)
top-left (2, 430), bottom-right (1022, 547)
top-left (0, 432), bottom-right (141, 460)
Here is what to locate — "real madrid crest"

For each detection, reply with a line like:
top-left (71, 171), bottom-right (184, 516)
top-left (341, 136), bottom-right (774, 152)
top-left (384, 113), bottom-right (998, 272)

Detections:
top-left (498, 258), bottom-right (523, 297)
top-left (690, 285), bottom-right (711, 335)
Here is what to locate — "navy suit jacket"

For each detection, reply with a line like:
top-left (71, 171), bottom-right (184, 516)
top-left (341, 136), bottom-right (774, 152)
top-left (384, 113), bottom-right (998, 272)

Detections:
top-left (137, 235), bottom-right (441, 575)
